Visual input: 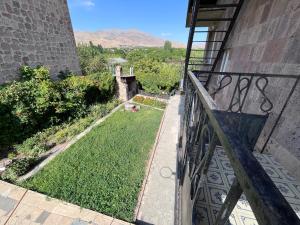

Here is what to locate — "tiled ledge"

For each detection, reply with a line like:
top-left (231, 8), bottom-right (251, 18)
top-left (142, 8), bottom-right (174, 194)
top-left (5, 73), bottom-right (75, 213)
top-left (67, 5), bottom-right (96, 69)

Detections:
top-left (0, 181), bottom-right (133, 225)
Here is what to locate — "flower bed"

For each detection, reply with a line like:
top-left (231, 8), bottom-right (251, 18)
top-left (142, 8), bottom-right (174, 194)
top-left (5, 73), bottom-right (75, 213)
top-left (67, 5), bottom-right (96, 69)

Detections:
top-left (133, 95), bottom-right (167, 109)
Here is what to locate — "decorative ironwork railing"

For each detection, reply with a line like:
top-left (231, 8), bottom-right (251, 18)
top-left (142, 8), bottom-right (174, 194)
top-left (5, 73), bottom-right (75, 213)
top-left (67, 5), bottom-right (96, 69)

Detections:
top-left (178, 71), bottom-right (300, 225)
top-left (193, 70), bottom-right (299, 152)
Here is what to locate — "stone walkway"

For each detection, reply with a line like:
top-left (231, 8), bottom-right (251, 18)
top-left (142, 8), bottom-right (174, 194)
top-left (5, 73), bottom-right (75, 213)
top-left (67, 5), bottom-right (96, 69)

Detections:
top-left (136, 95), bottom-right (184, 225)
top-left (0, 181), bottom-right (133, 225)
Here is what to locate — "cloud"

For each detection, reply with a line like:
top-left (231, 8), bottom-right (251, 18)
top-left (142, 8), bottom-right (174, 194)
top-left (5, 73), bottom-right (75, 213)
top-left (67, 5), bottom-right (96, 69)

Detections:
top-left (71, 0), bottom-right (95, 8)
top-left (81, 0), bottom-right (95, 7)
top-left (161, 32), bottom-right (172, 37)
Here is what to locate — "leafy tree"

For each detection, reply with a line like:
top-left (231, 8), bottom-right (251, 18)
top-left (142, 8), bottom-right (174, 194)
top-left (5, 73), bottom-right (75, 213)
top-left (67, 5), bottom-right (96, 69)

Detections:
top-left (164, 40), bottom-right (172, 51)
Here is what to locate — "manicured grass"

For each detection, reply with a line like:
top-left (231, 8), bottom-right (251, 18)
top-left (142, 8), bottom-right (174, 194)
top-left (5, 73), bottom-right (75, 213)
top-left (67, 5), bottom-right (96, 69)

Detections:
top-left (23, 107), bottom-right (163, 222)
top-left (133, 95), bottom-right (167, 109)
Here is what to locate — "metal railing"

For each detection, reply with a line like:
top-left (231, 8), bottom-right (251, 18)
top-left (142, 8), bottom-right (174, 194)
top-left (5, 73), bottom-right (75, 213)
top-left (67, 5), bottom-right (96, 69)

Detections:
top-left (194, 70), bottom-right (299, 152)
top-left (178, 71), bottom-right (300, 225)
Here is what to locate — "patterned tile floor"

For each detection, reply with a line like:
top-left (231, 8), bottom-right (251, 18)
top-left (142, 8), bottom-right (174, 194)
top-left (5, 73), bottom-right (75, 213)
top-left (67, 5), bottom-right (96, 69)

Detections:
top-left (194, 147), bottom-right (300, 225)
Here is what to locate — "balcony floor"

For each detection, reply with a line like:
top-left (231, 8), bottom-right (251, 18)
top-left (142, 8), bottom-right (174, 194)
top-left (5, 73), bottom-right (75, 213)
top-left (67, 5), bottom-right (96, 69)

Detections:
top-left (194, 147), bottom-right (300, 225)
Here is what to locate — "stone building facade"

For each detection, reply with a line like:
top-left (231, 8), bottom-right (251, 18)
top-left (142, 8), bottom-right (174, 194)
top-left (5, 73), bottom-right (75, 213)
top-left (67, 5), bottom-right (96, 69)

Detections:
top-left (206, 0), bottom-right (300, 178)
top-left (0, 0), bottom-right (81, 83)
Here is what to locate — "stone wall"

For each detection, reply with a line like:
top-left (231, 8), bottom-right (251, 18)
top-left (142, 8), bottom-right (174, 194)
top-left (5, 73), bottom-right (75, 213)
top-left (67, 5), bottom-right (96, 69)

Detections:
top-left (0, 0), bottom-right (81, 83)
top-left (208, 0), bottom-right (300, 179)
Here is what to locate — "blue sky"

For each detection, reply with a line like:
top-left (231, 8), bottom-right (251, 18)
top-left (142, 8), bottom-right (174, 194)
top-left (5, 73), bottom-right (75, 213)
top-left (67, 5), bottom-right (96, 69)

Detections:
top-left (67, 0), bottom-right (191, 43)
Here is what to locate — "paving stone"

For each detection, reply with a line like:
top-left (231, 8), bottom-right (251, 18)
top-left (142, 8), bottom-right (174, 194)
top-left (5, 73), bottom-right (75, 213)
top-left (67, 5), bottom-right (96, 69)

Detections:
top-left (71, 218), bottom-right (89, 225)
top-left (35, 210), bottom-right (50, 223)
top-left (0, 196), bottom-right (17, 215)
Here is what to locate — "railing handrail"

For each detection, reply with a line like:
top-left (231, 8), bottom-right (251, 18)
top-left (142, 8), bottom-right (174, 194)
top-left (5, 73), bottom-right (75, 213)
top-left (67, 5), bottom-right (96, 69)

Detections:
top-left (188, 71), bottom-right (218, 111)
top-left (183, 70), bottom-right (300, 225)
top-left (194, 70), bottom-right (300, 79)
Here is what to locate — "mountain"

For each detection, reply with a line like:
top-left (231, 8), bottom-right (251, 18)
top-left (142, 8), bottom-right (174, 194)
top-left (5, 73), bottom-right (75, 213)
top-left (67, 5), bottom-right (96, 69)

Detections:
top-left (74, 29), bottom-right (186, 48)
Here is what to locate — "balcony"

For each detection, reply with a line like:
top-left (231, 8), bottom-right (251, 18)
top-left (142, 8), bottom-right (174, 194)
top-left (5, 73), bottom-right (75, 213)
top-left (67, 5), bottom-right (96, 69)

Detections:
top-left (177, 70), bottom-right (300, 225)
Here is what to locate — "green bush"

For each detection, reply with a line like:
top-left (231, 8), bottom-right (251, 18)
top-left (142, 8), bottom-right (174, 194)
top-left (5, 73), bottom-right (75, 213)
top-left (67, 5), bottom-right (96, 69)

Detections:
top-left (77, 43), bottom-right (107, 75)
top-left (133, 59), bottom-right (180, 94)
top-left (1, 99), bottom-right (120, 182)
top-left (88, 72), bottom-right (116, 101)
top-left (0, 66), bottom-right (116, 149)
top-left (2, 158), bottom-right (37, 182)
top-left (0, 67), bottom-right (61, 142)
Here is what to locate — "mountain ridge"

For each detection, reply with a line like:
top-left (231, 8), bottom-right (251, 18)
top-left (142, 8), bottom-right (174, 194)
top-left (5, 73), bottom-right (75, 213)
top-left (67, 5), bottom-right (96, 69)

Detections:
top-left (74, 29), bottom-right (187, 48)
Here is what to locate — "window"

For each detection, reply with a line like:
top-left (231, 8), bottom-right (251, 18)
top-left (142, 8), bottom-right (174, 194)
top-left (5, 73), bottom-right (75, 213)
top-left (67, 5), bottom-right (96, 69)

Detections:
top-left (218, 50), bottom-right (230, 84)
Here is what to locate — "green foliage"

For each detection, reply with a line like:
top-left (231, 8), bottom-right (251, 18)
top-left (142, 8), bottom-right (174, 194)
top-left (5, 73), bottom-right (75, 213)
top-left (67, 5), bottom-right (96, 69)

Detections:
top-left (58, 69), bottom-right (72, 80)
top-left (77, 43), bottom-right (108, 75)
top-left (23, 107), bottom-right (163, 222)
top-left (88, 72), bottom-right (116, 101)
top-left (20, 65), bottom-right (51, 81)
top-left (133, 59), bottom-right (180, 94)
top-left (0, 67), bottom-right (61, 143)
top-left (133, 96), bottom-right (167, 109)
top-left (49, 99), bottom-right (119, 144)
top-left (76, 45), bottom-right (185, 95)
top-left (0, 66), bottom-right (116, 149)
top-left (164, 40), bottom-right (172, 51)
top-left (124, 47), bottom-right (183, 94)
top-left (2, 158), bottom-right (37, 182)
top-left (1, 99), bottom-right (120, 182)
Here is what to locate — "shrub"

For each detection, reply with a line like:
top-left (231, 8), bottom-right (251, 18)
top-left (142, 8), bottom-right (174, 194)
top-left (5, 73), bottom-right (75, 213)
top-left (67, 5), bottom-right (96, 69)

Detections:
top-left (1, 99), bottom-right (120, 182)
top-left (1, 158), bottom-right (37, 182)
top-left (133, 59), bottom-right (180, 94)
top-left (20, 65), bottom-right (50, 81)
top-left (88, 72), bottom-right (116, 101)
top-left (0, 66), bottom-right (116, 149)
top-left (0, 67), bottom-right (61, 141)
top-left (56, 76), bottom-right (94, 117)
top-left (77, 43), bottom-right (107, 75)
top-left (0, 103), bottom-right (22, 147)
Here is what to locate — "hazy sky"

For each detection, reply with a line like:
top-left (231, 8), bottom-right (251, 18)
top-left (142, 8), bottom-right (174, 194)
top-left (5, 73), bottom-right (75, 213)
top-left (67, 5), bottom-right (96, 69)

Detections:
top-left (67, 0), bottom-right (196, 43)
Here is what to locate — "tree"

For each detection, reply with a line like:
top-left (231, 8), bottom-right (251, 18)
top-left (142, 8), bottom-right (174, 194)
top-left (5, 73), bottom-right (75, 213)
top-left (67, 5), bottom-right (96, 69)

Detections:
top-left (97, 44), bottom-right (104, 53)
top-left (164, 40), bottom-right (172, 51)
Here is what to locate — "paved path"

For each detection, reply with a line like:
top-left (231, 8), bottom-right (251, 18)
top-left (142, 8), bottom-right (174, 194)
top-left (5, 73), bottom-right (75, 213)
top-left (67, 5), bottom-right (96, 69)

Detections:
top-left (0, 181), bottom-right (132, 225)
top-left (137, 95), bottom-right (184, 225)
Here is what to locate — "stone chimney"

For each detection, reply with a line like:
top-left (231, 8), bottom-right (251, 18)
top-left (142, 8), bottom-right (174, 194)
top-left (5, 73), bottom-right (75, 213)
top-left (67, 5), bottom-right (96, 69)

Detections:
top-left (115, 65), bottom-right (137, 102)
top-left (115, 65), bottom-right (123, 77)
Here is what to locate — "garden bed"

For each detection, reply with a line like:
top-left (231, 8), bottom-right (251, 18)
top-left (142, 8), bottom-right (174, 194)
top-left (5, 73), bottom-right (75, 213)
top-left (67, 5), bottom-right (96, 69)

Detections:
top-left (23, 106), bottom-right (164, 222)
top-left (132, 95), bottom-right (167, 109)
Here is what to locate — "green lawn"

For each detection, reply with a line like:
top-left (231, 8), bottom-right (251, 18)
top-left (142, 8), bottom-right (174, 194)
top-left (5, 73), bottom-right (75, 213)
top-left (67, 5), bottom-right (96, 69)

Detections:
top-left (23, 107), bottom-right (163, 221)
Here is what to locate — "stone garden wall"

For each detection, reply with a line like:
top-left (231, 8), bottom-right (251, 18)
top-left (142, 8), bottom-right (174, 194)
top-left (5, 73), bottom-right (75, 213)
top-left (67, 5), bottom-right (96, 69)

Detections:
top-left (0, 0), bottom-right (81, 83)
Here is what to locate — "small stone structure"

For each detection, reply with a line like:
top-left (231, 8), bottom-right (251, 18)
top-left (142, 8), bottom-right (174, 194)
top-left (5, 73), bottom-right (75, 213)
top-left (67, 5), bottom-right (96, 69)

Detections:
top-left (0, 0), bottom-right (81, 83)
top-left (115, 65), bottom-right (138, 101)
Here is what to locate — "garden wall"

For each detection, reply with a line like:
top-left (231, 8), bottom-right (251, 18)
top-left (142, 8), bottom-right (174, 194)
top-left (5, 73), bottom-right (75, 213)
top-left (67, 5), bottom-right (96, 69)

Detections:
top-left (0, 0), bottom-right (81, 83)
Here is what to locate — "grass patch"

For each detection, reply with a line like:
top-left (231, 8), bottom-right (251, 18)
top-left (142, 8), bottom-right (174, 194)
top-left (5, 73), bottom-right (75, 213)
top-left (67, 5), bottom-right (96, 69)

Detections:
top-left (133, 96), bottom-right (167, 109)
top-left (23, 107), bottom-right (163, 222)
